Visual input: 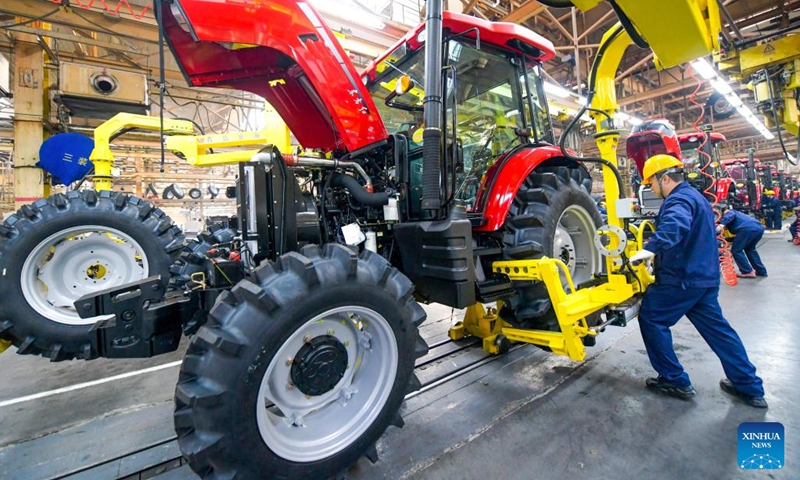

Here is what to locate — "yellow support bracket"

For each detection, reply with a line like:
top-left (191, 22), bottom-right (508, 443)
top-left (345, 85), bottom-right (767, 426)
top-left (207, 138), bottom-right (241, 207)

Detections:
top-left (90, 113), bottom-right (195, 191)
top-left (483, 257), bottom-right (641, 361)
top-left (165, 130), bottom-right (274, 167)
top-left (0, 338), bottom-right (10, 355)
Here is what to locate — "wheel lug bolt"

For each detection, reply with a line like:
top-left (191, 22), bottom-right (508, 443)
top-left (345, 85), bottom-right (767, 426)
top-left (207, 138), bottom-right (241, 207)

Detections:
top-left (286, 358), bottom-right (293, 366)
top-left (327, 329), bottom-right (335, 336)
top-left (303, 335), bottom-right (311, 343)
top-left (287, 383), bottom-right (294, 390)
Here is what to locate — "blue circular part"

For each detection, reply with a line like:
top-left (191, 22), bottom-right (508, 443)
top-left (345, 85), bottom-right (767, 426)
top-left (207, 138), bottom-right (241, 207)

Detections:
top-left (38, 133), bottom-right (95, 185)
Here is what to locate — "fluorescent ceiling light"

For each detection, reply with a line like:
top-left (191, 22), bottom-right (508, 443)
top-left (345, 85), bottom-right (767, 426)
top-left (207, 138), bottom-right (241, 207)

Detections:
top-left (724, 94), bottom-right (743, 107)
top-left (615, 111), bottom-right (631, 121)
top-left (544, 82), bottom-right (570, 98)
top-left (710, 79), bottom-right (733, 95)
top-left (691, 58), bottom-right (717, 79)
top-left (687, 57), bottom-right (775, 141)
top-left (628, 116), bottom-right (643, 126)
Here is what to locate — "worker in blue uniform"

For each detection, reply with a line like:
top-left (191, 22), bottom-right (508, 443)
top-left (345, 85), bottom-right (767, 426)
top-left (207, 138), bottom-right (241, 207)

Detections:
top-left (715, 203), bottom-right (767, 278)
top-left (761, 190), bottom-right (782, 231)
top-left (630, 155), bottom-right (767, 408)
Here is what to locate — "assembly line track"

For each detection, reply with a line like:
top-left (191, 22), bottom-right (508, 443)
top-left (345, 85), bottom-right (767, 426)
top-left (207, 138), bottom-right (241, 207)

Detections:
top-left (55, 336), bottom-right (517, 480)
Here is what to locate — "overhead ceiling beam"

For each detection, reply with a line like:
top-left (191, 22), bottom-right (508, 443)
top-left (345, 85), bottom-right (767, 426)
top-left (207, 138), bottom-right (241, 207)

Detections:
top-left (576, 9), bottom-right (616, 42)
top-left (501, 2), bottom-right (548, 24)
top-left (542, 8), bottom-right (573, 42)
top-left (0, 1), bottom-right (158, 43)
top-left (615, 53), bottom-right (654, 82)
top-left (462, 0), bottom-right (480, 15)
top-left (618, 78), bottom-right (697, 106)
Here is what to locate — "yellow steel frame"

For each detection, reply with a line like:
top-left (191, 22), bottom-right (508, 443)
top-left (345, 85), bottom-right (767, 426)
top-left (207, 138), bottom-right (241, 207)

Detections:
top-left (166, 130), bottom-right (270, 167)
top-left (450, 220), bottom-right (656, 361)
top-left (88, 112), bottom-right (284, 190)
top-left (89, 113), bottom-right (195, 191)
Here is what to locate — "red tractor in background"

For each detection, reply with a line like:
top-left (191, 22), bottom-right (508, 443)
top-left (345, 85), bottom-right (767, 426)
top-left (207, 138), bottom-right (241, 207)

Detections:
top-left (720, 151), bottom-right (763, 214)
top-left (625, 119), bottom-right (731, 213)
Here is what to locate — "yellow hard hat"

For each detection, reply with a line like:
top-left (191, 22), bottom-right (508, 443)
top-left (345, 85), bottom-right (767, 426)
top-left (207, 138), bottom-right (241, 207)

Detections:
top-left (642, 154), bottom-right (684, 184)
top-left (765, 189), bottom-right (775, 195)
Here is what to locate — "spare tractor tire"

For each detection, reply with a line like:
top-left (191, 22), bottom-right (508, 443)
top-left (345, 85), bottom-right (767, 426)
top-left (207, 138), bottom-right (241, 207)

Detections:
top-left (0, 191), bottom-right (185, 361)
top-left (501, 165), bottom-right (603, 330)
top-left (174, 244), bottom-right (427, 479)
top-left (168, 223), bottom-right (237, 291)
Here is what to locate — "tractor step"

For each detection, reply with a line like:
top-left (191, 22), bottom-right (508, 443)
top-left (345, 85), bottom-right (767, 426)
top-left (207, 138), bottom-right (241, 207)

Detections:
top-left (476, 273), bottom-right (515, 303)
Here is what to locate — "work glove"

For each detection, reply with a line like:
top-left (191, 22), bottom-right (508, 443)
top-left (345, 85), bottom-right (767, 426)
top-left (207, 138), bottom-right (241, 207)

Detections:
top-left (716, 225), bottom-right (724, 234)
top-left (630, 249), bottom-right (655, 266)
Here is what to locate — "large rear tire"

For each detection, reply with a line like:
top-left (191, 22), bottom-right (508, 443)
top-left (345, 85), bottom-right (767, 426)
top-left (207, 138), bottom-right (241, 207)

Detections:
top-left (0, 191), bottom-right (185, 360)
top-left (174, 244), bottom-right (427, 480)
top-left (501, 165), bottom-right (602, 329)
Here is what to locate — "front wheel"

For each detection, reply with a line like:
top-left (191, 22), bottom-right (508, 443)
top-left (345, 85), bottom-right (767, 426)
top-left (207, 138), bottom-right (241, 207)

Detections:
top-left (175, 244), bottom-right (427, 479)
top-left (0, 191), bottom-right (184, 360)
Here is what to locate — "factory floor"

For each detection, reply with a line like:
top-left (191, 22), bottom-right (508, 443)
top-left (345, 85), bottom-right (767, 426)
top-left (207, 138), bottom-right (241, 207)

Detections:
top-left (0, 229), bottom-right (796, 480)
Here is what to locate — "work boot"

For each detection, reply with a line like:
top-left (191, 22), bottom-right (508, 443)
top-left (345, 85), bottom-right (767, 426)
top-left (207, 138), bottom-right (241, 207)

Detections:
top-left (720, 379), bottom-right (768, 408)
top-left (737, 271), bottom-right (756, 278)
top-left (646, 377), bottom-right (697, 400)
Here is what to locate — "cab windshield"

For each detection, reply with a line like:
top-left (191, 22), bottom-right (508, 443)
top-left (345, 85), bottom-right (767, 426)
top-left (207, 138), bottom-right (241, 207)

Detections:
top-left (367, 38), bottom-right (552, 209)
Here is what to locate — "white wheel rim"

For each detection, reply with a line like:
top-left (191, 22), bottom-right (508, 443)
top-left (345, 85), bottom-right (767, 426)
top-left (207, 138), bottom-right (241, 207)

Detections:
top-left (554, 205), bottom-right (601, 285)
top-left (256, 306), bottom-right (398, 462)
top-left (20, 226), bottom-right (149, 326)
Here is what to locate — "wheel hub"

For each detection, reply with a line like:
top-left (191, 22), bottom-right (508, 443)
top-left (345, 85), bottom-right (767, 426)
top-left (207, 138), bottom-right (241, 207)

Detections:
top-left (23, 227), bottom-right (148, 325)
top-left (291, 335), bottom-right (348, 396)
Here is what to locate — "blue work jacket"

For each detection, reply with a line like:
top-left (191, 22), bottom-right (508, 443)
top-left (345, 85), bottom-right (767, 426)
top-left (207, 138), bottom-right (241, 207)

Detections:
top-left (720, 210), bottom-right (765, 235)
top-left (644, 182), bottom-right (720, 288)
top-left (762, 196), bottom-right (781, 212)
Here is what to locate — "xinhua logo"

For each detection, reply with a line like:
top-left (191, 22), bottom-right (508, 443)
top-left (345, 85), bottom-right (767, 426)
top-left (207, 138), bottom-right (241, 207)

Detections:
top-left (738, 422), bottom-right (784, 470)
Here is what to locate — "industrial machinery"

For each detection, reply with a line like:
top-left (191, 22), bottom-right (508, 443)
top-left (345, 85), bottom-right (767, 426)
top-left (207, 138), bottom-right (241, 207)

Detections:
top-left (0, 0), bottom-right (793, 479)
top-left (720, 151), bottom-right (763, 214)
top-left (0, 0), bottom-right (657, 477)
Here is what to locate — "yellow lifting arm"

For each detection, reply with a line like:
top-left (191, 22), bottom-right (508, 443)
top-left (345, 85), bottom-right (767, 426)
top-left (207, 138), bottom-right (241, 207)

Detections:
top-left (571, 0), bottom-right (720, 69)
top-left (89, 113), bottom-right (195, 191)
top-left (165, 130), bottom-right (272, 167)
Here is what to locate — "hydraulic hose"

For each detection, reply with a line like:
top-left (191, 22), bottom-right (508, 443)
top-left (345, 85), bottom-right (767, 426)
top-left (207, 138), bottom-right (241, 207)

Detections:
top-left (557, 97), bottom-right (626, 201)
top-left (558, 24), bottom-right (626, 201)
top-left (330, 173), bottom-right (389, 207)
top-left (687, 68), bottom-right (738, 286)
top-left (763, 68), bottom-right (799, 166)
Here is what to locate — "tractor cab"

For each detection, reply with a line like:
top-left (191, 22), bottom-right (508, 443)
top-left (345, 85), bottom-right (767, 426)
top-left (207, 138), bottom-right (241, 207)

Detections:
top-left (721, 157), bottom-right (762, 212)
top-left (362, 11), bottom-right (556, 219)
top-left (677, 131), bottom-right (726, 200)
top-left (625, 119), bottom-right (682, 214)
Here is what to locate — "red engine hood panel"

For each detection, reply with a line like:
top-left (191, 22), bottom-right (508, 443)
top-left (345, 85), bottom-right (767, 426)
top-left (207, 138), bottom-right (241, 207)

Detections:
top-left (163, 0), bottom-right (387, 153)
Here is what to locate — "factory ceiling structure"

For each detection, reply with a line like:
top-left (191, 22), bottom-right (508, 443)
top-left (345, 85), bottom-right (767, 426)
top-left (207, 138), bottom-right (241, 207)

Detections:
top-left (0, 0), bottom-right (798, 165)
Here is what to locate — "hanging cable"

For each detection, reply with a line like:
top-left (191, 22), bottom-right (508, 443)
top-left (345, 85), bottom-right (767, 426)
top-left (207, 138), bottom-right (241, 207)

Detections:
top-left (763, 68), bottom-right (799, 166)
top-left (154, 0), bottom-right (167, 174)
top-left (687, 68), bottom-right (737, 286)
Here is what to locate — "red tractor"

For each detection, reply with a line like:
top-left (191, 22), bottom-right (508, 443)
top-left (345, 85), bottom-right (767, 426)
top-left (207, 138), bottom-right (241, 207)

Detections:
top-left (0, 1), bottom-right (605, 478)
top-left (720, 152), bottom-right (763, 213)
top-left (625, 119), bottom-right (731, 212)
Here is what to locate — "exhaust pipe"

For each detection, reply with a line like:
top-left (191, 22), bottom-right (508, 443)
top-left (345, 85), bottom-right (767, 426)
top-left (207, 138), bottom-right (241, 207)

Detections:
top-left (421, 0), bottom-right (444, 213)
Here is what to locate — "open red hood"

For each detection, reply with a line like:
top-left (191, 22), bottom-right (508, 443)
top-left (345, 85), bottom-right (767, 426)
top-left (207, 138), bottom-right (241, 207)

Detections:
top-left (162, 0), bottom-right (387, 153)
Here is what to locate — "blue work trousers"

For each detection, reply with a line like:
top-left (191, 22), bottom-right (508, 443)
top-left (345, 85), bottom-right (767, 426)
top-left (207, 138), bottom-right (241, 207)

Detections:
top-left (731, 229), bottom-right (767, 275)
top-left (766, 211), bottom-right (782, 230)
top-left (639, 284), bottom-right (764, 398)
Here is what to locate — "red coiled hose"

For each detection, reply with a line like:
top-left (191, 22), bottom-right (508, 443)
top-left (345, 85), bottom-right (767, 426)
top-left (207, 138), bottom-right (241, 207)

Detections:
top-left (687, 69), bottom-right (738, 286)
